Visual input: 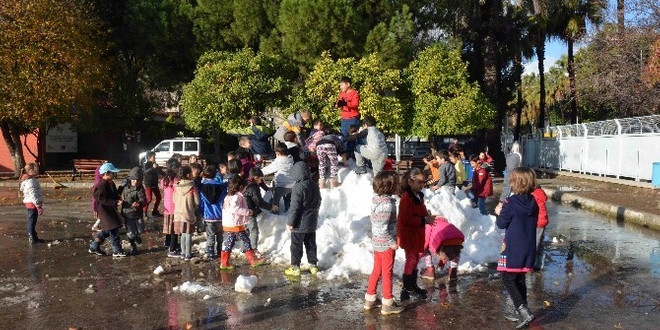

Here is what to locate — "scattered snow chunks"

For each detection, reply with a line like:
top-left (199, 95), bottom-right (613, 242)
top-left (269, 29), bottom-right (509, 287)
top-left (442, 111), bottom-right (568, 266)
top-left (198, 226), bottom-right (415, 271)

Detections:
top-left (153, 266), bottom-right (165, 276)
top-left (257, 168), bottom-right (503, 280)
top-left (234, 275), bottom-right (258, 293)
top-left (173, 281), bottom-right (212, 294)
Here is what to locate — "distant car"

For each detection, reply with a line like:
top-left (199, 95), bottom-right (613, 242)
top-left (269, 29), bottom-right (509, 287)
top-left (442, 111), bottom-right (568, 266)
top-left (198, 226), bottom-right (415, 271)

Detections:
top-left (138, 137), bottom-right (203, 166)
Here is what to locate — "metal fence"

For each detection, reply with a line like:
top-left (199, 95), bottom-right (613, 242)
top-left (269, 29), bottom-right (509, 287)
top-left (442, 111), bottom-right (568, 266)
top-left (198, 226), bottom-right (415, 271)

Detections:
top-left (521, 115), bottom-right (660, 181)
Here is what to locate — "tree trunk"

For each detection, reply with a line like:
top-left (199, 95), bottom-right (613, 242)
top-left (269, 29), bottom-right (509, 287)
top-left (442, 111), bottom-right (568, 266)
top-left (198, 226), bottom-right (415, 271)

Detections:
top-left (514, 52), bottom-right (523, 140)
top-left (617, 0), bottom-right (625, 33)
top-left (537, 29), bottom-right (546, 130)
top-left (568, 38), bottom-right (578, 124)
top-left (0, 120), bottom-right (26, 177)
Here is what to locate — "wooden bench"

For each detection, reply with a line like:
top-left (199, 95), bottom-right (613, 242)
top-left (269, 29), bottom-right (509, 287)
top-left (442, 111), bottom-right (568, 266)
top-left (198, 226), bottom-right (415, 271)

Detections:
top-left (72, 159), bottom-right (106, 181)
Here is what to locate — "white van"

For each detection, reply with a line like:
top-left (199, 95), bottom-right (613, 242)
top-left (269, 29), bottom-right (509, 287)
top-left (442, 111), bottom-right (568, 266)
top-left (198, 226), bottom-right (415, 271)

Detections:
top-left (138, 137), bottom-right (202, 166)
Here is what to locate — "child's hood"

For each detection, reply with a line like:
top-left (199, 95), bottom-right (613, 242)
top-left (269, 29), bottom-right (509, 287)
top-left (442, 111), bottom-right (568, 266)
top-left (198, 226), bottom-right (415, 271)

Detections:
top-left (506, 194), bottom-right (537, 216)
top-left (289, 162), bottom-right (310, 182)
top-left (175, 179), bottom-right (195, 195)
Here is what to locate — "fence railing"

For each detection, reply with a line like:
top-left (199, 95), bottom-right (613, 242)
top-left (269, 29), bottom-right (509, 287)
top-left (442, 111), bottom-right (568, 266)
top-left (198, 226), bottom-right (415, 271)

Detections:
top-left (521, 115), bottom-right (660, 181)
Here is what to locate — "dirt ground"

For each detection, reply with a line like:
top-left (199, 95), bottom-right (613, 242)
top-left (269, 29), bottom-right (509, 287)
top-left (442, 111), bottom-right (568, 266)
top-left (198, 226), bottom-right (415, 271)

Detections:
top-left (535, 173), bottom-right (660, 216)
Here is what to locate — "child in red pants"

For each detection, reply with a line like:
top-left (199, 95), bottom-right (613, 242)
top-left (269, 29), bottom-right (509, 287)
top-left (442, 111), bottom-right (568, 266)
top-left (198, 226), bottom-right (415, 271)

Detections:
top-left (364, 171), bottom-right (404, 315)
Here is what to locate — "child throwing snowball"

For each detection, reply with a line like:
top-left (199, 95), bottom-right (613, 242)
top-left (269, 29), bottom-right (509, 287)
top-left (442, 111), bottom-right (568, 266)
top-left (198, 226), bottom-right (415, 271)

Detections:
top-left (364, 171), bottom-right (404, 315)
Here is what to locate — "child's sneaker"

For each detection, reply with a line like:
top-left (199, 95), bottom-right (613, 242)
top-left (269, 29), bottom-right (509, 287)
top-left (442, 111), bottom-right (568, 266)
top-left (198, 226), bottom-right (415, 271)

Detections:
top-left (363, 294), bottom-right (382, 310)
top-left (113, 251), bottom-right (127, 258)
top-left (184, 254), bottom-right (192, 261)
top-left (284, 266), bottom-right (300, 276)
top-left (309, 265), bottom-right (319, 275)
top-left (167, 251), bottom-right (181, 258)
top-left (151, 210), bottom-right (163, 217)
top-left (381, 299), bottom-right (404, 315)
top-left (88, 247), bottom-right (106, 256)
top-left (420, 267), bottom-right (435, 280)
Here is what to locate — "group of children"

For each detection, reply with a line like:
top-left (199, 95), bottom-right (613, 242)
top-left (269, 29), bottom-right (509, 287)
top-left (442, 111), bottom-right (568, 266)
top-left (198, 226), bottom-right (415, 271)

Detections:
top-left (17, 111), bottom-right (545, 326)
top-left (364, 165), bottom-right (547, 326)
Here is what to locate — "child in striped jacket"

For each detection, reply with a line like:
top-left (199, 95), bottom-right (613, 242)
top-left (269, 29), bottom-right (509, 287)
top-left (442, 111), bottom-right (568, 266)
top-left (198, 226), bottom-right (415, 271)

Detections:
top-left (364, 171), bottom-right (404, 315)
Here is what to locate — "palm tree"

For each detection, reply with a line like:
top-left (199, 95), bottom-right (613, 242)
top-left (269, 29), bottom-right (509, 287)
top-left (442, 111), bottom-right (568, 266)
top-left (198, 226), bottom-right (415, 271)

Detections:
top-left (554, 0), bottom-right (606, 124)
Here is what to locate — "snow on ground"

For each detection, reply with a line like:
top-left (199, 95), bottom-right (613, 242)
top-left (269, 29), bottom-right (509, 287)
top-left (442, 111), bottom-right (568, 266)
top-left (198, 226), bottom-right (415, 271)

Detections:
top-left (258, 167), bottom-right (503, 280)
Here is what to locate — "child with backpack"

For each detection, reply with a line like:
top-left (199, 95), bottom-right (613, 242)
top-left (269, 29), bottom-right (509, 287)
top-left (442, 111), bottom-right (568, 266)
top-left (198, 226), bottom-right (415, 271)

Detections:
top-left (220, 176), bottom-right (265, 269)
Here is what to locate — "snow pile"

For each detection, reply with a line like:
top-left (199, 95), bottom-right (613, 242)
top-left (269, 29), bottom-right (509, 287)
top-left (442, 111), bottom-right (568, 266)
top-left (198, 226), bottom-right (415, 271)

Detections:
top-left (234, 275), bottom-right (258, 293)
top-left (256, 168), bottom-right (502, 280)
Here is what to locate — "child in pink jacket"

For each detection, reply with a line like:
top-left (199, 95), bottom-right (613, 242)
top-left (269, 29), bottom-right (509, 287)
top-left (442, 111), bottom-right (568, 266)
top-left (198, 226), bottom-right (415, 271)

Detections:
top-left (419, 217), bottom-right (465, 280)
top-left (220, 176), bottom-right (265, 270)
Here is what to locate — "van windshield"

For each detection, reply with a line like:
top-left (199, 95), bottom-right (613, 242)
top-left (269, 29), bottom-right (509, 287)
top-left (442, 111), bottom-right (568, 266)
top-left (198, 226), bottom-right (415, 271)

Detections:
top-left (155, 142), bottom-right (170, 152)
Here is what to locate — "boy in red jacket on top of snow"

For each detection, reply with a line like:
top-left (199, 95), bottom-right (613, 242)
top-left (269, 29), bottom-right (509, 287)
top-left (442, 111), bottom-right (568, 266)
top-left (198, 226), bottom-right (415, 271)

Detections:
top-left (467, 154), bottom-right (493, 215)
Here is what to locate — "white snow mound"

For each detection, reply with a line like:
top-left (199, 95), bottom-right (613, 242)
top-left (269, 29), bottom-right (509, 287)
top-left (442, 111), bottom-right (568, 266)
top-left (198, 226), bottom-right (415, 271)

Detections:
top-left (257, 168), bottom-right (502, 280)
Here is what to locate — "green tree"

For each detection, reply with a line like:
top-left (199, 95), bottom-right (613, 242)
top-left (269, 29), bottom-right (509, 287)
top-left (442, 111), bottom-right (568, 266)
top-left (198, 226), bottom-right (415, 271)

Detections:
top-left (278, 0), bottom-right (368, 68)
top-left (406, 44), bottom-right (495, 138)
top-left (294, 52), bottom-right (407, 135)
top-left (364, 5), bottom-right (416, 69)
top-left (0, 0), bottom-right (108, 175)
top-left (178, 0), bottom-right (237, 52)
top-left (180, 49), bottom-right (295, 134)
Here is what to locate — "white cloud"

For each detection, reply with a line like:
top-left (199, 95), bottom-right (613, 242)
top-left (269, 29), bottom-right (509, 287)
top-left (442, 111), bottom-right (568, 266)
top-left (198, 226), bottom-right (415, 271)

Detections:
top-left (523, 56), bottom-right (559, 75)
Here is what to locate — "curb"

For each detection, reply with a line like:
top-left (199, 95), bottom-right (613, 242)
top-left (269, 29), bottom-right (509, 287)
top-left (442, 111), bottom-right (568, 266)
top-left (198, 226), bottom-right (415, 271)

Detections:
top-left (543, 187), bottom-right (660, 231)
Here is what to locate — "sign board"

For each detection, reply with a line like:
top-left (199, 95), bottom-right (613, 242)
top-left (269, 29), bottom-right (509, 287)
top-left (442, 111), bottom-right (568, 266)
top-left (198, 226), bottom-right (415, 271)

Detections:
top-left (46, 123), bottom-right (77, 153)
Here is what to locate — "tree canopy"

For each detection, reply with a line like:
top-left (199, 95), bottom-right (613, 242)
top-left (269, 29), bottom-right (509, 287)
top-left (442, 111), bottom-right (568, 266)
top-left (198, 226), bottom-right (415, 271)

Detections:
top-left (0, 0), bottom-right (108, 174)
top-left (180, 49), bottom-right (295, 134)
top-left (407, 44), bottom-right (495, 137)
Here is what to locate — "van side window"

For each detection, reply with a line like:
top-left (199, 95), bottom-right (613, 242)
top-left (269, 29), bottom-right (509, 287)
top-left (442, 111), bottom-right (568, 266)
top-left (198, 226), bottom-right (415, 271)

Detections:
top-left (173, 141), bottom-right (183, 152)
top-left (156, 142), bottom-right (170, 152)
top-left (184, 141), bottom-right (198, 152)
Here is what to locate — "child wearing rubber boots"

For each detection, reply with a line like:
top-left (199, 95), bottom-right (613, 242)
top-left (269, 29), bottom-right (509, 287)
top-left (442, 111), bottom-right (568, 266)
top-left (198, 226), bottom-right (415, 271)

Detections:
top-left (495, 167), bottom-right (538, 328)
top-left (220, 176), bottom-right (265, 269)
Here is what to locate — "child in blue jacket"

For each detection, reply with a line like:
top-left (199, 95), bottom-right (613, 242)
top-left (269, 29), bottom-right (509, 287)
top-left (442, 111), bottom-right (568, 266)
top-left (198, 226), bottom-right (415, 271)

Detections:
top-left (199, 165), bottom-right (226, 259)
top-left (495, 167), bottom-right (538, 328)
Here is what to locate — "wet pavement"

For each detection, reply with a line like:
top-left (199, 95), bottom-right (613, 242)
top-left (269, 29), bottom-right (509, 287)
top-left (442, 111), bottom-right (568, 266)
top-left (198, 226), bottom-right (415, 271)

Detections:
top-left (0, 187), bottom-right (659, 329)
